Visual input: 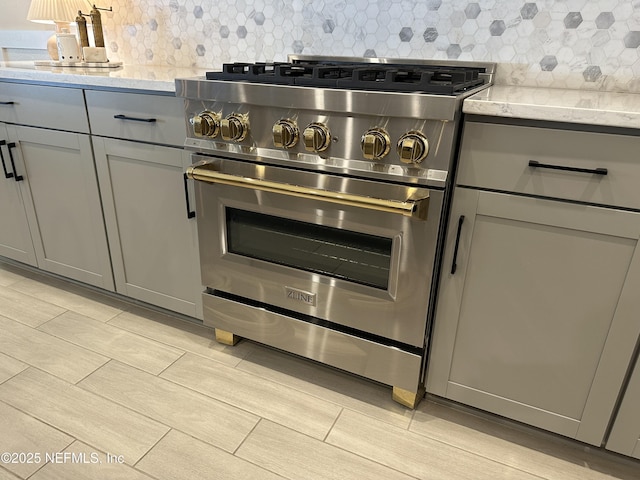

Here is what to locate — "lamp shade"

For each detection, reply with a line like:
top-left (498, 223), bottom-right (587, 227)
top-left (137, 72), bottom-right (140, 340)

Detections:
top-left (27, 0), bottom-right (90, 24)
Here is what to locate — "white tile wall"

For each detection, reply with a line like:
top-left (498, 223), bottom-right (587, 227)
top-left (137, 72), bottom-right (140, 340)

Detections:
top-left (92, 1), bottom-right (640, 92)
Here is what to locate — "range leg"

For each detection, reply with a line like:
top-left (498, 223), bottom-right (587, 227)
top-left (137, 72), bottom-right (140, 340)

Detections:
top-left (215, 329), bottom-right (241, 346)
top-left (392, 385), bottom-right (425, 409)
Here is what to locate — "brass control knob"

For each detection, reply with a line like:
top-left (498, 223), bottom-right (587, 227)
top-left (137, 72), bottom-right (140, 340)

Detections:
top-left (273, 119), bottom-right (299, 149)
top-left (397, 131), bottom-right (429, 164)
top-left (303, 122), bottom-right (331, 152)
top-left (193, 111), bottom-right (220, 138)
top-left (221, 113), bottom-right (249, 142)
top-left (361, 128), bottom-right (391, 160)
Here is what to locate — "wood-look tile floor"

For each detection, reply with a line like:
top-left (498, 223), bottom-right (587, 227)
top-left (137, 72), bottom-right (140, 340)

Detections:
top-left (0, 260), bottom-right (639, 480)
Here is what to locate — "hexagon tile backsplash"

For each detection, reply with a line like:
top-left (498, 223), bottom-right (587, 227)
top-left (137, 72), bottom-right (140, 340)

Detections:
top-left (101, 0), bottom-right (640, 92)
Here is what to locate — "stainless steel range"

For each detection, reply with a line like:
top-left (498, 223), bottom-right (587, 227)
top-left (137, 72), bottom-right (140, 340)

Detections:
top-left (176, 56), bottom-right (495, 407)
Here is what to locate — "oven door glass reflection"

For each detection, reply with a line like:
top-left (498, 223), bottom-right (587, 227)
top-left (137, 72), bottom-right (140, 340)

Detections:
top-left (226, 207), bottom-right (392, 289)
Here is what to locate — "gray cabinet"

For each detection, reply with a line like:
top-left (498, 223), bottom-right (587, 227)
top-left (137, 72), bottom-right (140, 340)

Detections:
top-left (0, 82), bottom-right (89, 133)
top-left (427, 120), bottom-right (640, 447)
top-left (607, 353), bottom-right (640, 458)
top-left (0, 123), bottom-right (37, 266)
top-left (1, 81), bottom-right (202, 316)
top-left (87, 89), bottom-right (202, 319)
top-left (9, 125), bottom-right (113, 289)
top-left (93, 138), bottom-right (202, 319)
top-left (0, 81), bottom-right (113, 290)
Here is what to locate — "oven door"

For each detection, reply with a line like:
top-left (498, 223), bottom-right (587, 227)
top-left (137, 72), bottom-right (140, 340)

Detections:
top-left (189, 155), bottom-right (442, 348)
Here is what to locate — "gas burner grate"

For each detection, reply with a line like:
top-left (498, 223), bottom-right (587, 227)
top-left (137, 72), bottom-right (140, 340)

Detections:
top-left (340, 67), bottom-right (483, 94)
top-left (206, 61), bottom-right (486, 94)
top-left (206, 62), bottom-right (293, 84)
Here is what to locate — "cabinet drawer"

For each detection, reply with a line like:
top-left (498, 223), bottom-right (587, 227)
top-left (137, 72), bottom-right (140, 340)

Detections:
top-left (85, 90), bottom-right (185, 146)
top-left (458, 122), bottom-right (640, 210)
top-left (0, 82), bottom-right (88, 133)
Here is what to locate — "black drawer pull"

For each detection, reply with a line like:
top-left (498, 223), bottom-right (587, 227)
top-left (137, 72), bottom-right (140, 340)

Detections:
top-left (183, 173), bottom-right (196, 219)
top-left (0, 101), bottom-right (15, 105)
top-left (528, 160), bottom-right (607, 176)
top-left (7, 142), bottom-right (23, 181)
top-left (451, 215), bottom-right (465, 275)
top-left (114, 114), bottom-right (157, 123)
top-left (0, 140), bottom-right (14, 179)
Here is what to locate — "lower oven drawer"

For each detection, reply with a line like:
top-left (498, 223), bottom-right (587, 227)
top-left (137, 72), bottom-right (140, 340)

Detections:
top-left (202, 289), bottom-right (423, 392)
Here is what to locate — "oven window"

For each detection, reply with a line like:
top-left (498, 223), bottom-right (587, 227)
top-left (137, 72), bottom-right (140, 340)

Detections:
top-left (226, 207), bottom-right (392, 289)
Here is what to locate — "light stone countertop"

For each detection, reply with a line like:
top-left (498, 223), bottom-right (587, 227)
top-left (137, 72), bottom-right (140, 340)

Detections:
top-left (0, 61), bottom-right (207, 94)
top-left (464, 85), bottom-right (640, 130)
top-left (4, 62), bottom-right (640, 130)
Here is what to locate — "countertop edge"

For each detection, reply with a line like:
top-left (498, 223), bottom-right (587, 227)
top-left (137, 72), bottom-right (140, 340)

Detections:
top-left (463, 85), bottom-right (640, 130)
top-left (5, 65), bottom-right (640, 130)
top-left (0, 62), bottom-right (207, 95)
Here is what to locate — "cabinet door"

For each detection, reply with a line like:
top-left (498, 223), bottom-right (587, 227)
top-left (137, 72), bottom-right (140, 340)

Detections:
top-left (93, 138), bottom-right (202, 319)
top-left (0, 123), bottom-right (37, 265)
top-left (9, 125), bottom-right (114, 290)
top-left (427, 188), bottom-right (640, 446)
top-left (607, 353), bottom-right (640, 459)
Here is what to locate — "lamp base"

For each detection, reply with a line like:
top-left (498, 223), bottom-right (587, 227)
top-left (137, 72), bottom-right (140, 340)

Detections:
top-left (46, 34), bottom-right (59, 60)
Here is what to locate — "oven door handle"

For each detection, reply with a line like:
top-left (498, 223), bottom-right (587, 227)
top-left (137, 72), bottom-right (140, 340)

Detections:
top-left (186, 167), bottom-right (429, 219)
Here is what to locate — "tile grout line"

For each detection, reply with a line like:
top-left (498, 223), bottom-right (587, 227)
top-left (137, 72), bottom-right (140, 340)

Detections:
top-left (406, 406), bottom-right (598, 479)
top-left (0, 316), bottom-right (111, 386)
top-left (334, 410), bottom-right (556, 480)
top-left (131, 427), bottom-right (173, 470)
top-left (230, 419), bottom-right (349, 480)
top-left (71, 357), bottom-right (113, 385)
top-left (21, 307), bottom-right (70, 331)
top-left (232, 417), bottom-right (263, 456)
top-left (159, 352), bottom-right (345, 412)
top-left (231, 343), bottom-right (413, 429)
top-left (4, 280), bottom-right (102, 320)
top-left (74, 360), bottom-right (195, 437)
top-left (31, 313), bottom-right (185, 375)
top-left (153, 351), bottom-right (187, 378)
top-left (0, 365), bottom-right (170, 466)
top-left (0, 350), bottom-right (29, 386)
top-left (0, 464), bottom-right (19, 480)
top-left (21, 443), bottom-right (66, 480)
top-left (132, 427), bottom-right (290, 480)
top-left (0, 291), bottom-right (68, 328)
top-left (0, 367), bottom-right (110, 439)
top-left (105, 312), bottom-right (253, 369)
top-left (322, 407), bottom-right (344, 443)
top-left (73, 359), bottom-right (268, 455)
top-left (242, 415), bottom-right (425, 480)
top-left (150, 374), bottom-right (263, 425)
top-left (321, 409), bottom-right (425, 480)
top-left (93, 358), bottom-right (262, 425)
top-left (0, 388), bottom-right (78, 457)
top-left (4, 273), bottom-right (128, 323)
top-left (407, 399), bottom-right (418, 431)
top-left (152, 369), bottom-right (299, 432)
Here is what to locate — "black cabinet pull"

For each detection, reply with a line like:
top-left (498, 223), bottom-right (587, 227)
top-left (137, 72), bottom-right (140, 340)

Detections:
top-left (528, 160), bottom-right (607, 176)
top-left (451, 215), bottom-right (465, 275)
top-left (113, 114), bottom-right (157, 123)
top-left (183, 173), bottom-right (196, 219)
top-left (0, 140), bottom-right (14, 179)
top-left (6, 142), bottom-right (23, 182)
top-left (0, 101), bottom-right (15, 105)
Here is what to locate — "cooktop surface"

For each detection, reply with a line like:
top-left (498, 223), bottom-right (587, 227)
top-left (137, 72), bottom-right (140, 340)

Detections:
top-left (205, 61), bottom-right (486, 95)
